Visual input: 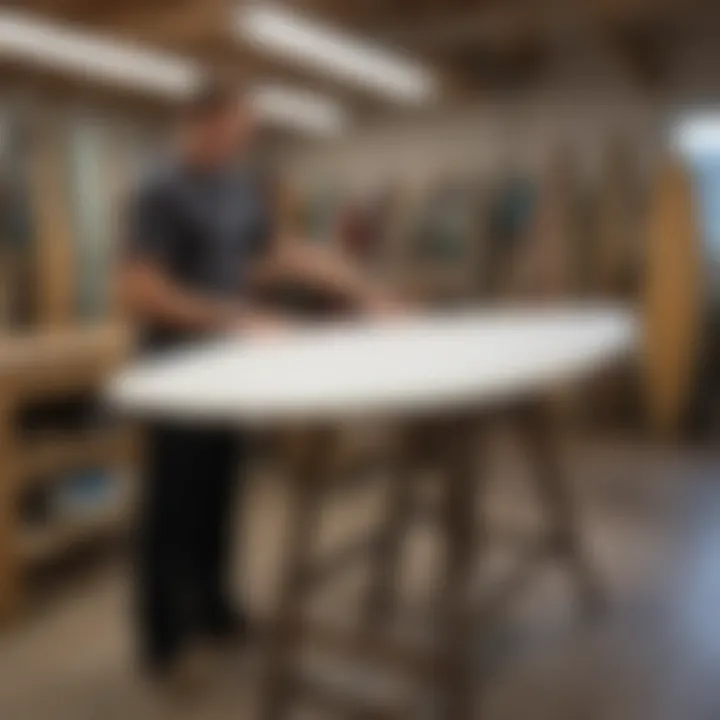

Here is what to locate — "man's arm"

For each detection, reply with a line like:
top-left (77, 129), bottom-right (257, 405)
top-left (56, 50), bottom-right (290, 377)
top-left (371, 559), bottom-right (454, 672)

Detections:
top-left (251, 239), bottom-right (402, 314)
top-left (118, 259), bottom-right (236, 333)
top-left (119, 258), bottom-right (287, 335)
top-left (121, 180), bottom-right (279, 335)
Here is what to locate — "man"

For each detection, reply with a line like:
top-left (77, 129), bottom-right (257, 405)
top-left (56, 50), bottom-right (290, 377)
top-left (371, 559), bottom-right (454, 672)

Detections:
top-left (121, 78), bottom-right (393, 678)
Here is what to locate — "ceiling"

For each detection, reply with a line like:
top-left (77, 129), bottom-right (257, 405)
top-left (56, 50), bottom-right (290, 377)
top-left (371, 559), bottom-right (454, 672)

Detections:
top-left (9, 0), bottom-right (720, 117)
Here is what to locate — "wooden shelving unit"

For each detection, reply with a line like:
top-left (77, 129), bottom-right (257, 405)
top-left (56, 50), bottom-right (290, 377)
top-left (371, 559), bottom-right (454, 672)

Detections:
top-left (0, 324), bottom-right (135, 621)
top-left (0, 77), bottom-right (167, 626)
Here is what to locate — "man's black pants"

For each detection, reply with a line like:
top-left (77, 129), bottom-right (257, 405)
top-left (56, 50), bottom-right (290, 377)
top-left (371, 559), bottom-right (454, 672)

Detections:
top-left (135, 423), bottom-right (244, 669)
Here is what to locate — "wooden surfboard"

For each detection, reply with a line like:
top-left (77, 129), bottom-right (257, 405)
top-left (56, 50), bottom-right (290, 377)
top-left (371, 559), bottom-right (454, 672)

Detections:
top-left (643, 157), bottom-right (705, 436)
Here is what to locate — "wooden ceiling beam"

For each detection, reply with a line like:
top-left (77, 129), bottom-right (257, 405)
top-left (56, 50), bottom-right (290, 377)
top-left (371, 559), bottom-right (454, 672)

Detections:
top-left (607, 27), bottom-right (673, 89)
top-left (16, 0), bottom-right (132, 22)
top-left (2, 0), bottom-right (91, 16)
top-left (351, 0), bottom-right (699, 51)
top-left (61, 0), bottom-right (227, 46)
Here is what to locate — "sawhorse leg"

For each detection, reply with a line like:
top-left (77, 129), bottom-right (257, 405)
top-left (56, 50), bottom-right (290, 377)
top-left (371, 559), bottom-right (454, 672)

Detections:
top-left (515, 401), bottom-right (602, 617)
top-left (260, 426), bottom-right (337, 720)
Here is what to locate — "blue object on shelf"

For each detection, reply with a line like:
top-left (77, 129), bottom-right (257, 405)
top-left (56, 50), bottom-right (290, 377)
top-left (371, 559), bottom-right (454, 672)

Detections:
top-left (55, 470), bottom-right (119, 515)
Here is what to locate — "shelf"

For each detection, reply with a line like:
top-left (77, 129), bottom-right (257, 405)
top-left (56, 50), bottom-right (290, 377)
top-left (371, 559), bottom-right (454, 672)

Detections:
top-left (0, 324), bottom-right (131, 401)
top-left (16, 428), bottom-right (134, 485)
top-left (20, 487), bottom-right (134, 566)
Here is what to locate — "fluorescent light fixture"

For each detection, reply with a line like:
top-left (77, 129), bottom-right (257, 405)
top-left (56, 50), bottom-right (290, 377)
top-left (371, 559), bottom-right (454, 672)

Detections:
top-left (0, 10), bottom-right (203, 98)
top-left (236, 3), bottom-right (438, 104)
top-left (251, 84), bottom-right (346, 136)
top-left (0, 10), bottom-right (348, 137)
top-left (674, 113), bottom-right (720, 156)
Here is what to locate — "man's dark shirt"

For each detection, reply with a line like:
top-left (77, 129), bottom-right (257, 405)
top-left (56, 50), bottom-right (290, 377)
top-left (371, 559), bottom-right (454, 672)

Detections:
top-left (127, 160), bottom-right (272, 352)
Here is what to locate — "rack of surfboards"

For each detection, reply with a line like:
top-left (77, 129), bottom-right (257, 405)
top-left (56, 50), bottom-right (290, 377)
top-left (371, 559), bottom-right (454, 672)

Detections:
top-left (284, 139), bottom-right (717, 438)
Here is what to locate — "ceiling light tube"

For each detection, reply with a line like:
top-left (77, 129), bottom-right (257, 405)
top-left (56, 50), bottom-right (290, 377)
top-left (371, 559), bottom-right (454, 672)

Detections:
top-left (251, 84), bottom-right (347, 136)
top-left (0, 10), bottom-right (202, 98)
top-left (236, 3), bottom-right (437, 104)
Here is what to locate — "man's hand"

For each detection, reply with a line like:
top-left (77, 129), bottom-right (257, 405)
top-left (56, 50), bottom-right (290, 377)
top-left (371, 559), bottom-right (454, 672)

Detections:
top-left (234, 309), bottom-right (291, 337)
top-left (119, 259), bottom-right (238, 333)
top-left (363, 293), bottom-right (409, 318)
top-left (253, 240), bottom-right (411, 318)
top-left (354, 280), bottom-right (409, 317)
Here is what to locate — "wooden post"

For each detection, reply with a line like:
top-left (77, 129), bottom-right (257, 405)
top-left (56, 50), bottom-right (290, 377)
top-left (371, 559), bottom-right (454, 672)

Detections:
top-left (30, 113), bottom-right (75, 328)
top-left (0, 247), bottom-right (14, 333)
top-left (0, 382), bottom-right (20, 621)
top-left (596, 137), bottom-right (644, 299)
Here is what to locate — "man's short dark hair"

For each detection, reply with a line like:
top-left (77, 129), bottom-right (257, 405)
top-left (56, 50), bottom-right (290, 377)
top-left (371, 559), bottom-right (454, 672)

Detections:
top-left (183, 75), bottom-right (245, 120)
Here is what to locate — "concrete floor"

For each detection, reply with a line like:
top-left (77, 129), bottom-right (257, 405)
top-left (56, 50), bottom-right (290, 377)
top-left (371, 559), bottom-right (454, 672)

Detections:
top-left (0, 436), bottom-right (719, 719)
